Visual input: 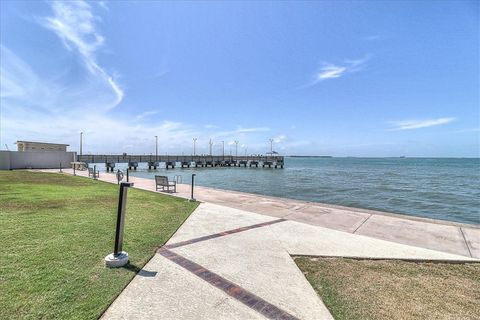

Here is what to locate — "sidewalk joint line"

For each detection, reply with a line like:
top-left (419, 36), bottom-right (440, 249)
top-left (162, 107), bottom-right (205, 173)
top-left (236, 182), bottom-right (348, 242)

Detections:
top-left (163, 218), bottom-right (287, 249)
top-left (459, 227), bottom-right (473, 258)
top-left (158, 248), bottom-right (299, 320)
top-left (352, 214), bottom-right (372, 234)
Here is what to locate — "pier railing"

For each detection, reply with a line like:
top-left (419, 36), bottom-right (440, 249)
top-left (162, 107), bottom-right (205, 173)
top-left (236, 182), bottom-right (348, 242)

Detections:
top-left (77, 154), bottom-right (284, 164)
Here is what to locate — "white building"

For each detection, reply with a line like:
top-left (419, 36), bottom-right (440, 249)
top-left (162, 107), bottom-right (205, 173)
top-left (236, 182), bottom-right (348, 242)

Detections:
top-left (16, 141), bottom-right (69, 152)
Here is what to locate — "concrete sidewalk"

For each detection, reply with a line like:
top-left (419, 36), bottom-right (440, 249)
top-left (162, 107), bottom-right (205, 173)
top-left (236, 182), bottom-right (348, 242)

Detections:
top-left (102, 203), bottom-right (476, 320)
top-left (44, 168), bottom-right (479, 259)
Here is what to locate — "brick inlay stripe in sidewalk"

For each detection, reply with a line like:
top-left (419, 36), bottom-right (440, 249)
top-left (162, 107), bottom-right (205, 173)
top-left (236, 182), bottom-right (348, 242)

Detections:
top-left (163, 218), bottom-right (286, 249)
top-left (158, 248), bottom-right (299, 320)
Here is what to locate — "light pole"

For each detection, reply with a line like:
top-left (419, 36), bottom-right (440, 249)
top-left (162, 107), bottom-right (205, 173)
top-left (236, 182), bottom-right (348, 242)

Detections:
top-left (245, 147), bottom-right (247, 156)
top-left (222, 141), bottom-right (225, 159)
top-left (193, 138), bottom-right (197, 156)
top-left (209, 138), bottom-right (212, 156)
top-left (269, 138), bottom-right (274, 154)
top-left (234, 140), bottom-right (239, 159)
top-left (155, 135), bottom-right (158, 161)
top-left (79, 131), bottom-right (83, 156)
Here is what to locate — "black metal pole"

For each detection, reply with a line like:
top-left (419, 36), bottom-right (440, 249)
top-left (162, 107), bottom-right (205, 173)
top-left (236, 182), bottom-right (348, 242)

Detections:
top-left (190, 174), bottom-right (196, 201)
top-left (59, 162), bottom-right (62, 173)
top-left (114, 182), bottom-right (134, 255)
top-left (73, 164), bottom-right (76, 176)
top-left (94, 165), bottom-right (97, 180)
top-left (126, 168), bottom-right (129, 182)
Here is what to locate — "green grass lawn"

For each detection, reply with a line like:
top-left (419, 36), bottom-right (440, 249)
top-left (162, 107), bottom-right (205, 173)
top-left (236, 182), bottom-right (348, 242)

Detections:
top-left (0, 170), bottom-right (198, 319)
top-left (295, 257), bottom-right (480, 320)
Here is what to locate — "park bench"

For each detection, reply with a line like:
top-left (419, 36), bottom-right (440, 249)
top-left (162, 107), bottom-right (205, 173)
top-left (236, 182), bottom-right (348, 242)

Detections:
top-left (88, 167), bottom-right (100, 178)
top-left (155, 175), bottom-right (176, 193)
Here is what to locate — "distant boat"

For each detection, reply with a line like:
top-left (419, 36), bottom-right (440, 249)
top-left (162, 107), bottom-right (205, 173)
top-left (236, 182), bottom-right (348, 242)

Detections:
top-left (400, 155), bottom-right (406, 158)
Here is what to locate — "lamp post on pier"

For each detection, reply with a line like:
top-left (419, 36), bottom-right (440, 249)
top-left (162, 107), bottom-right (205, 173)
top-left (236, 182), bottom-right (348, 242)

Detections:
top-left (234, 140), bottom-right (239, 160)
top-left (155, 135), bottom-right (158, 161)
top-left (209, 138), bottom-right (212, 156)
top-left (79, 131), bottom-right (83, 156)
top-left (222, 141), bottom-right (225, 159)
top-left (269, 138), bottom-right (274, 154)
top-left (193, 138), bottom-right (197, 156)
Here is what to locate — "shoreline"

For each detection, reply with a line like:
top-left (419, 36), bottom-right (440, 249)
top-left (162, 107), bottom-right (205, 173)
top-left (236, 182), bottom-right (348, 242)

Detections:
top-left (132, 173), bottom-right (480, 229)
top-left (199, 185), bottom-right (480, 229)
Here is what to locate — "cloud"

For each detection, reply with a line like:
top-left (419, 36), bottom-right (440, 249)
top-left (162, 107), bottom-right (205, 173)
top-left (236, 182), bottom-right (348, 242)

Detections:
top-left (273, 134), bottom-right (287, 143)
top-left (150, 70), bottom-right (169, 79)
top-left (235, 127), bottom-right (270, 134)
top-left (209, 127), bottom-right (270, 139)
top-left (97, 1), bottom-right (109, 11)
top-left (308, 56), bottom-right (370, 85)
top-left (0, 46), bottom-right (58, 103)
top-left (135, 111), bottom-right (160, 121)
top-left (42, 0), bottom-right (123, 109)
top-left (0, 3), bottom-right (279, 155)
top-left (451, 127), bottom-right (480, 133)
top-left (390, 117), bottom-right (456, 130)
top-left (317, 65), bottom-right (347, 80)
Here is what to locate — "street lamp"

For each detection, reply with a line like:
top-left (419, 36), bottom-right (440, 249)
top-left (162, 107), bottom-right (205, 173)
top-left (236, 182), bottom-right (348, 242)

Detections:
top-left (234, 140), bottom-right (239, 159)
top-left (79, 131), bottom-right (83, 156)
top-left (209, 138), bottom-right (213, 156)
top-left (155, 135), bottom-right (158, 161)
top-left (222, 141), bottom-right (225, 158)
top-left (193, 138), bottom-right (197, 156)
top-left (269, 138), bottom-right (274, 154)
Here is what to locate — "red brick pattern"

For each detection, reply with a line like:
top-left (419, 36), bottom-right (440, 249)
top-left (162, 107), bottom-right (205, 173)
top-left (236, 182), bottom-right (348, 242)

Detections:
top-left (158, 248), bottom-right (299, 320)
top-left (164, 218), bottom-right (286, 250)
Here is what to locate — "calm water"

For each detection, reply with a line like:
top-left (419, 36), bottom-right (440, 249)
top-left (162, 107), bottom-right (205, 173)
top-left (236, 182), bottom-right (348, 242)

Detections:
top-left (95, 157), bottom-right (480, 225)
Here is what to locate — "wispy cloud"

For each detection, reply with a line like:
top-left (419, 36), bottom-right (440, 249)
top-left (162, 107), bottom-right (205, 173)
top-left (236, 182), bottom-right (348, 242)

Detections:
top-left (0, 2), bottom-right (283, 155)
top-left (0, 43), bottom-right (276, 154)
top-left (235, 127), bottom-right (270, 134)
top-left (273, 134), bottom-right (287, 143)
top-left (390, 117), bottom-right (456, 130)
top-left (135, 111), bottom-right (159, 121)
top-left (308, 55), bottom-right (370, 86)
top-left (451, 127), bottom-right (480, 133)
top-left (207, 127), bottom-right (270, 141)
top-left (97, 1), bottom-right (109, 11)
top-left (317, 64), bottom-right (347, 80)
top-left (42, 0), bottom-right (123, 109)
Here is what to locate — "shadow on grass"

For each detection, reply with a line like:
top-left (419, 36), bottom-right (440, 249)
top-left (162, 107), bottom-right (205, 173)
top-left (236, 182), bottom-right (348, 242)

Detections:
top-left (122, 263), bottom-right (157, 277)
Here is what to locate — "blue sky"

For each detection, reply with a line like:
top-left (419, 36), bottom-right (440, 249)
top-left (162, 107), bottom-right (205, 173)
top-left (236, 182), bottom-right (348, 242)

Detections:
top-left (0, 0), bottom-right (478, 156)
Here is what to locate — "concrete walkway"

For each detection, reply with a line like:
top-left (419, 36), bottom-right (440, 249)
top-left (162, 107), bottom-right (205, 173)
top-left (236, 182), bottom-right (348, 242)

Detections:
top-left (102, 202), bottom-right (476, 320)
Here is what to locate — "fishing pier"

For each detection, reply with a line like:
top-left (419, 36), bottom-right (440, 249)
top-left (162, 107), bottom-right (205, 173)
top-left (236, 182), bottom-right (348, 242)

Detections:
top-left (77, 154), bottom-right (284, 171)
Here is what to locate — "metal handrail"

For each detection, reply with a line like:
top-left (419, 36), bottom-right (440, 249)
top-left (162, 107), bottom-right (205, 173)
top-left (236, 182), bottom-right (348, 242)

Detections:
top-left (174, 175), bottom-right (183, 184)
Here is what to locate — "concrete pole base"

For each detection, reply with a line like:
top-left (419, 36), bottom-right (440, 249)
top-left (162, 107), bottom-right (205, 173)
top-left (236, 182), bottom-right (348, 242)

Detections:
top-left (105, 251), bottom-right (129, 268)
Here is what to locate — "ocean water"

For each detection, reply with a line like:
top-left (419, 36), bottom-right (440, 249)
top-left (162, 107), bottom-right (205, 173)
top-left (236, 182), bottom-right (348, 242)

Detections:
top-left (95, 157), bottom-right (480, 225)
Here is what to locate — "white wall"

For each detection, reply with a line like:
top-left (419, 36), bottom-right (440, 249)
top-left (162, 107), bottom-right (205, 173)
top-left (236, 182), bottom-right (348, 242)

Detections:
top-left (0, 151), bottom-right (11, 170)
top-left (0, 151), bottom-right (76, 170)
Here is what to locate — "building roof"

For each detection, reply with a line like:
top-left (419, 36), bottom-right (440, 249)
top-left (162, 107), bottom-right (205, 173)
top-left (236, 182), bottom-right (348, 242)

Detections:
top-left (16, 140), bottom-right (70, 146)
